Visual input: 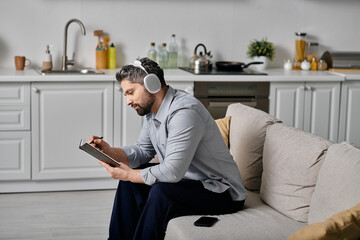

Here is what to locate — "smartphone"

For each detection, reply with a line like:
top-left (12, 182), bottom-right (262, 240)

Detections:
top-left (194, 216), bottom-right (218, 227)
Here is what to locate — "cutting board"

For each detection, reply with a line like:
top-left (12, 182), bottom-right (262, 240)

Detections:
top-left (329, 68), bottom-right (360, 72)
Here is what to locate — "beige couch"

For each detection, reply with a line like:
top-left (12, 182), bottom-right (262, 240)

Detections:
top-left (165, 103), bottom-right (360, 240)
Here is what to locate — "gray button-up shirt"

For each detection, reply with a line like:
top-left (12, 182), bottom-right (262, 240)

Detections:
top-left (122, 86), bottom-right (247, 201)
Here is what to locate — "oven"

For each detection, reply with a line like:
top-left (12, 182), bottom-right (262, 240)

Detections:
top-left (194, 81), bottom-right (269, 119)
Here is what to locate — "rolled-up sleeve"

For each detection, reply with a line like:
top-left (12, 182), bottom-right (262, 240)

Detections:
top-left (141, 109), bottom-right (205, 185)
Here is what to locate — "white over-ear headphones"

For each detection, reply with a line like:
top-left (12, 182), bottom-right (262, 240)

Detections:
top-left (132, 60), bottom-right (161, 94)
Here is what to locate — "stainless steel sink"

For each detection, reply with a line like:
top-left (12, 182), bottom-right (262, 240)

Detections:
top-left (37, 69), bottom-right (105, 75)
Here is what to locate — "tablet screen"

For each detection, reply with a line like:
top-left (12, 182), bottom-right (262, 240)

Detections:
top-left (79, 139), bottom-right (121, 167)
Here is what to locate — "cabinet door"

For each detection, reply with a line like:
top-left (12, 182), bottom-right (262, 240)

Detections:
top-left (113, 82), bottom-right (143, 147)
top-left (303, 82), bottom-right (340, 142)
top-left (0, 131), bottom-right (31, 180)
top-left (170, 81), bottom-right (194, 95)
top-left (31, 82), bottom-right (114, 180)
top-left (269, 82), bottom-right (305, 129)
top-left (339, 81), bottom-right (360, 147)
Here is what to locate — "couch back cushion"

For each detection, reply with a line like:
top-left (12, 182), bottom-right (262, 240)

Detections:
top-left (260, 123), bottom-right (332, 222)
top-left (308, 142), bottom-right (360, 224)
top-left (226, 103), bottom-right (280, 191)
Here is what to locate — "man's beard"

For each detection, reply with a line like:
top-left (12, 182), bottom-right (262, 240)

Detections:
top-left (131, 93), bottom-right (155, 116)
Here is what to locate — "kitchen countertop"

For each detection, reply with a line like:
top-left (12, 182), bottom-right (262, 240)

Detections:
top-left (0, 67), bottom-right (358, 82)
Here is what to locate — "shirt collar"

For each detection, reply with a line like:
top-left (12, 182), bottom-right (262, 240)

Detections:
top-left (151, 86), bottom-right (176, 123)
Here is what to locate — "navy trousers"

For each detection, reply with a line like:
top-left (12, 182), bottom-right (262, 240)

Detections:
top-left (108, 179), bottom-right (244, 240)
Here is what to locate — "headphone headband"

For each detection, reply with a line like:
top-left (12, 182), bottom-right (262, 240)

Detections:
top-left (132, 60), bottom-right (148, 74)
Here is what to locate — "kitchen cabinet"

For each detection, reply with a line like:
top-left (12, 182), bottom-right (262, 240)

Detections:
top-left (31, 82), bottom-right (114, 180)
top-left (338, 81), bottom-right (360, 147)
top-left (113, 81), bottom-right (194, 148)
top-left (0, 83), bottom-right (31, 180)
top-left (270, 82), bottom-right (341, 142)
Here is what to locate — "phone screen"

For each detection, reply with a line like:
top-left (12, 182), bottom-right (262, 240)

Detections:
top-left (194, 216), bottom-right (218, 227)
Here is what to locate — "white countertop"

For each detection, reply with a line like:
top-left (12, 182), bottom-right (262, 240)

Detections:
top-left (0, 67), bottom-right (358, 82)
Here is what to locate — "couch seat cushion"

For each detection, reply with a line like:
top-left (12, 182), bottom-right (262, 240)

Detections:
top-left (165, 191), bottom-right (305, 240)
top-left (226, 103), bottom-right (280, 191)
top-left (308, 142), bottom-right (360, 224)
top-left (260, 123), bottom-right (332, 222)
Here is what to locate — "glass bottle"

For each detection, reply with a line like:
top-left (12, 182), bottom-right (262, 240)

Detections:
top-left (295, 32), bottom-right (307, 62)
top-left (311, 57), bottom-right (317, 71)
top-left (317, 59), bottom-right (328, 71)
top-left (168, 34), bottom-right (178, 68)
top-left (157, 43), bottom-right (169, 69)
top-left (148, 42), bottom-right (157, 62)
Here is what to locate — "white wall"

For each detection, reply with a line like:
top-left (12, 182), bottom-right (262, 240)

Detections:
top-left (1, 0), bottom-right (359, 70)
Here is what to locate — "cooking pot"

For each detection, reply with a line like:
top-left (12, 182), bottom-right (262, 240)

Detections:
top-left (216, 61), bottom-right (263, 71)
top-left (189, 43), bottom-right (213, 72)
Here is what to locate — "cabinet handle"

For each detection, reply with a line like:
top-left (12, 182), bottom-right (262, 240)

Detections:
top-left (32, 87), bottom-right (40, 93)
top-left (116, 86), bottom-right (123, 92)
top-left (306, 86), bottom-right (312, 91)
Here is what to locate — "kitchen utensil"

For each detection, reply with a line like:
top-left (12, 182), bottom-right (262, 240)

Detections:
top-left (189, 43), bottom-right (212, 72)
top-left (215, 61), bottom-right (263, 71)
top-left (93, 30), bottom-right (103, 49)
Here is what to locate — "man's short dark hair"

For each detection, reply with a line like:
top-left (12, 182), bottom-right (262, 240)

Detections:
top-left (116, 57), bottom-right (166, 87)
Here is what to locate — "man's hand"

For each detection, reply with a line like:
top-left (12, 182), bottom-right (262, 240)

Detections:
top-left (98, 161), bottom-right (144, 184)
top-left (88, 136), bottom-right (111, 153)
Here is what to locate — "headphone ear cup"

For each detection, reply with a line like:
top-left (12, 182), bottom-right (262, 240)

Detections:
top-left (144, 74), bottom-right (161, 94)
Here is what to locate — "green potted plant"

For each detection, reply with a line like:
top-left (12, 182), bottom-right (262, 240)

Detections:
top-left (247, 38), bottom-right (275, 70)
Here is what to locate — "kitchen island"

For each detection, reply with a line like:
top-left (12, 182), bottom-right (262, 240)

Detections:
top-left (0, 68), bottom-right (358, 193)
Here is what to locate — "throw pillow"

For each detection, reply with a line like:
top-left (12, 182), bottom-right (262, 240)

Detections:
top-left (226, 103), bottom-right (280, 191)
top-left (215, 116), bottom-right (231, 148)
top-left (308, 142), bottom-right (360, 224)
top-left (260, 123), bottom-right (332, 222)
top-left (288, 203), bottom-right (360, 240)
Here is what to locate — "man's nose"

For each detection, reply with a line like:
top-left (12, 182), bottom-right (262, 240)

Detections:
top-left (126, 96), bottom-right (133, 106)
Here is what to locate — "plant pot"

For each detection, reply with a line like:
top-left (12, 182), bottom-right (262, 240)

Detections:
top-left (252, 56), bottom-right (269, 71)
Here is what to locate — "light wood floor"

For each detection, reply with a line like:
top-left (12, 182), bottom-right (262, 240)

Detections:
top-left (0, 190), bottom-right (116, 240)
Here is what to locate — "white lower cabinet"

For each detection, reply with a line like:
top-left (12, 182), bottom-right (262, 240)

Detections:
top-left (0, 83), bottom-right (31, 180)
top-left (0, 131), bottom-right (31, 180)
top-left (338, 81), bottom-right (360, 147)
top-left (31, 82), bottom-right (114, 180)
top-left (270, 82), bottom-right (341, 142)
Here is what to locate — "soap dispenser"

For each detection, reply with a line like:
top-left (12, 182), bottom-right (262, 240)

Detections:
top-left (42, 45), bottom-right (53, 71)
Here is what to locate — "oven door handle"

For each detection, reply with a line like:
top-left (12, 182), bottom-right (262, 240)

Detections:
top-left (209, 100), bottom-right (256, 108)
top-left (209, 102), bottom-right (237, 107)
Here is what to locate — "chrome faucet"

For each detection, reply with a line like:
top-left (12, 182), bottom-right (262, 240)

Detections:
top-left (61, 19), bottom-right (86, 71)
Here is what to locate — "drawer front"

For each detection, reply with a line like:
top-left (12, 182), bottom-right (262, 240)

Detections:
top-left (0, 106), bottom-right (30, 130)
top-left (0, 83), bottom-right (30, 105)
top-left (0, 131), bottom-right (31, 180)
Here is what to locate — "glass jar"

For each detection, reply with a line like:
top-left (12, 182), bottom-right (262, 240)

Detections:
top-left (317, 59), bottom-right (328, 71)
top-left (306, 42), bottom-right (319, 62)
top-left (295, 32), bottom-right (307, 62)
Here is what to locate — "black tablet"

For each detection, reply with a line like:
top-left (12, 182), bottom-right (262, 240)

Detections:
top-left (79, 139), bottom-right (120, 167)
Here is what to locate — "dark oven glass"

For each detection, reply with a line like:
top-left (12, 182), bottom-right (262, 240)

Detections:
top-left (194, 82), bottom-right (269, 119)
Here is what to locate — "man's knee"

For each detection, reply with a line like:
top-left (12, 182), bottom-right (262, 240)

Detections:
top-left (147, 182), bottom-right (176, 204)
